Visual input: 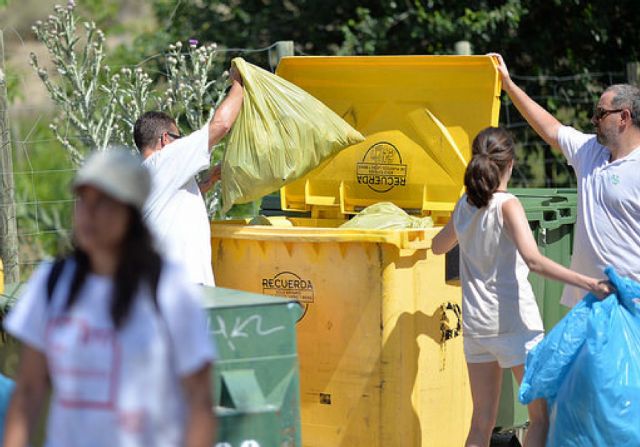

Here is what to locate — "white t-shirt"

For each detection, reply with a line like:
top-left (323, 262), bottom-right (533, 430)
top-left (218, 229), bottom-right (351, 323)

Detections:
top-left (4, 260), bottom-right (216, 447)
top-left (143, 124), bottom-right (214, 285)
top-left (557, 126), bottom-right (640, 307)
top-left (453, 192), bottom-right (544, 337)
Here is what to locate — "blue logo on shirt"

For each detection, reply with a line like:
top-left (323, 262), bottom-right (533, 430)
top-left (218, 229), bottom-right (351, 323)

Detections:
top-left (610, 174), bottom-right (620, 185)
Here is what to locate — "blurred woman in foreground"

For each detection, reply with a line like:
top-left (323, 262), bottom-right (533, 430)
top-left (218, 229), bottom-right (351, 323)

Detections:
top-left (3, 150), bottom-right (216, 447)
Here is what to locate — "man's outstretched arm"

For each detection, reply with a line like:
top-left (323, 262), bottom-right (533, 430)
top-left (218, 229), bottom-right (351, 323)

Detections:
top-left (208, 68), bottom-right (244, 148)
top-left (490, 53), bottom-right (563, 151)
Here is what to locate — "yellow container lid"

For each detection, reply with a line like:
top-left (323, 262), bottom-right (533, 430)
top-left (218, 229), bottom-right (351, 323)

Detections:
top-left (276, 55), bottom-right (501, 218)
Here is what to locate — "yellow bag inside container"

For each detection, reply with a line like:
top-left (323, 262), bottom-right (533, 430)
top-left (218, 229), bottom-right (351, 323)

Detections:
top-left (221, 57), bottom-right (365, 212)
top-left (340, 202), bottom-right (434, 230)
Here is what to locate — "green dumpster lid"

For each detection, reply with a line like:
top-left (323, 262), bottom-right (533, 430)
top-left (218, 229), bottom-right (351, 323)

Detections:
top-left (201, 286), bottom-right (300, 309)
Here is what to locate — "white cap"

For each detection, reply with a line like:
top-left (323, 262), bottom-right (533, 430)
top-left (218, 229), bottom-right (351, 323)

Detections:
top-left (73, 149), bottom-right (151, 211)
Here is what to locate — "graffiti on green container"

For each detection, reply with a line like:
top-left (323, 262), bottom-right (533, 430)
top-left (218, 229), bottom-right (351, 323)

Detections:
top-left (208, 314), bottom-right (285, 352)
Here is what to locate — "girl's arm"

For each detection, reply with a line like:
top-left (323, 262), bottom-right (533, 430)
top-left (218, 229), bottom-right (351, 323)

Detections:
top-left (4, 346), bottom-right (49, 447)
top-left (181, 363), bottom-right (216, 447)
top-left (432, 219), bottom-right (458, 255)
top-left (502, 198), bottom-right (611, 298)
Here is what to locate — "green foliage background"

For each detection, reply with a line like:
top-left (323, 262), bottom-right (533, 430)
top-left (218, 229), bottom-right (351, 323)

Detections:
top-left (5, 0), bottom-right (640, 273)
top-left (139, 0), bottom-right (638, 186)
top-left (138, 0), bottom-right (639, 73)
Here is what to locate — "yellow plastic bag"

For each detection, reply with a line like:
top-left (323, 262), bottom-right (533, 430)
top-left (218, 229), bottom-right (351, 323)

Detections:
top-left (221, 57), bottom-right (364, 212)
top-left (340, 202), bottom-right (434, 230)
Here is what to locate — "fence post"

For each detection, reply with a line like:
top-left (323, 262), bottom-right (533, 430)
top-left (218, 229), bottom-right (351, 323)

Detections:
top-left (0, 30), bottom-right (20, 283)
top-left (454, 41), bottom-right (473, 55)
top-left (627, 62), bottom-right (640, 86)
top-left (269, 40), bottom-right (294, 71)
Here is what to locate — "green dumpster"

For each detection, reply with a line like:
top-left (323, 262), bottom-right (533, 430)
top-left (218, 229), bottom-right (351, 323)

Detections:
top-left (511, 188), bottom-right (577, 330)
top-left (1, 283), bottom-right (303, 447)
top-left (203, 286), bottom-right (303, 447)
top-left (495, 188), bottom-right (577, 432)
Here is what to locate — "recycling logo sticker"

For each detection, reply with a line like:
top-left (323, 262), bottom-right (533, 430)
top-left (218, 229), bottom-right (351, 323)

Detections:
top-left (356, 141), bottom-right (407, 193)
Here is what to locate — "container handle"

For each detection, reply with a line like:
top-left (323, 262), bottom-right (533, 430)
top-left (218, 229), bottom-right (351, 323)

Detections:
top-left (540, 207), bottom-right (575, 227)
top-left (556, 206), bottom-right (576, 224)
top-left (217, 369), bottom-right (266, 411)
top-left (403, 235), bottom-right (431, 250)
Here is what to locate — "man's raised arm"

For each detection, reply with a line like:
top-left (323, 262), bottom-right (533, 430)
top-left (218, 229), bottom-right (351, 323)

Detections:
top-left (208, 68), bottom-right (244, 148)
top-left (490, 53), bottom-right (563, 151)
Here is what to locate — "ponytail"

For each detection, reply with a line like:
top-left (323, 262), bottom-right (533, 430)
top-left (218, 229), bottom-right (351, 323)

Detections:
top-left (464, 155), bottom-right (502, 208)
top-left (464, 127), bottom-right (515, 208)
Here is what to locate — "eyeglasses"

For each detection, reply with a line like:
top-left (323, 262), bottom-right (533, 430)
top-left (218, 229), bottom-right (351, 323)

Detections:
top-left (592, 107), bottom-right (624, 121)
top-left (159, 132), bottom-right (182, 142)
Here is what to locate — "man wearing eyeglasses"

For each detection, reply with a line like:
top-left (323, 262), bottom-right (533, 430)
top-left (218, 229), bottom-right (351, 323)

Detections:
top-left (133, 69), bottom-right (243, 286)
top-left (491, 53), bottom-right (640, 308)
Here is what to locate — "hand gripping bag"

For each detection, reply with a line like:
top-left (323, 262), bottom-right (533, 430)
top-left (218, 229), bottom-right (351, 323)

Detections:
top-left (221, 58), bottom-right (364, 212)
top-left (519, 267), bottom-right (640, 446)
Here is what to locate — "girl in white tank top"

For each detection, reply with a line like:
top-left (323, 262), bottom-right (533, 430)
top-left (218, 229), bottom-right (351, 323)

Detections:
top-left (432, 127), bottom-right (610, 447)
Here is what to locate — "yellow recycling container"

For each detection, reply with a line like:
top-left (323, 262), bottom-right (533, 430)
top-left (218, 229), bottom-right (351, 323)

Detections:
top-left (213, 223), bottom-right (469, 446)
top-left (212, 55), bottom-right (501, 446)
top-left (276, 55), bottom-right (501, 221)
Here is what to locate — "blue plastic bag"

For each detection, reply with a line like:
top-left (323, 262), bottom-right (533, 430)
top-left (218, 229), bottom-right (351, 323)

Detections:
top-left (518, 293), bottom-right (596, 405)
top-left (519, 267), bottom-right (640, 446)
top-left (0, 373), bottom-right (15, 442)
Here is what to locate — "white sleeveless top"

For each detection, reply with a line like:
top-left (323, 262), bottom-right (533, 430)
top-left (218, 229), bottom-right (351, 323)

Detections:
top-left (452, 192), bottom-right (543, 337)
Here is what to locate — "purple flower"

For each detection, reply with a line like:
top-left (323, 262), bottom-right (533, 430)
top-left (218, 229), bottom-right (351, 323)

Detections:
top-left (188, 39), bottom-right (199, 48)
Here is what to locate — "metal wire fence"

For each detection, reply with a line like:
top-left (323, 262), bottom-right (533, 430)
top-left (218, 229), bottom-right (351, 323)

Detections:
top-left (503, 71), bottom-right (628, 187)
top-left (2, 29), bottom-right (289, 278)
top-left (2, 28), bottom-right (632, 277)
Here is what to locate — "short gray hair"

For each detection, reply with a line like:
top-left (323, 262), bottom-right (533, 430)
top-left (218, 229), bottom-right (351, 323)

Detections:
top-left (604, 84), bottom-right (640, 128)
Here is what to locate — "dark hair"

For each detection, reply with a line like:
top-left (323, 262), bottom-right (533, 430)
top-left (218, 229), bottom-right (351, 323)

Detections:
top-left (604, 84), bottom-right (640, 128)
top-left (66, 208), bottom-right (162, 329)
top-left (464, 127), bottom-right (515, 208)
top-left (133, 111), bottom-right (177, 151)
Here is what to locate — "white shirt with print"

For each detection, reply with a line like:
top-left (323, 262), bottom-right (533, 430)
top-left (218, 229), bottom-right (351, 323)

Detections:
top-left (143, 124), bottom-right (214, 285)
top-left (4, 260), bottom-right (216, 447)
top-left (558, 125), bottom-right (640, 307)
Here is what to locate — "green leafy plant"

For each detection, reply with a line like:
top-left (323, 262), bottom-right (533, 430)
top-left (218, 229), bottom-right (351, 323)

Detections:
top-left (28, 1), bottom-right (250, 218)
top-left (30, 2), bottom-right (118, 164)
top-left (29, 1), bottom-right (228, 167)
top-left (164, 39), bottom-right (228, 130)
